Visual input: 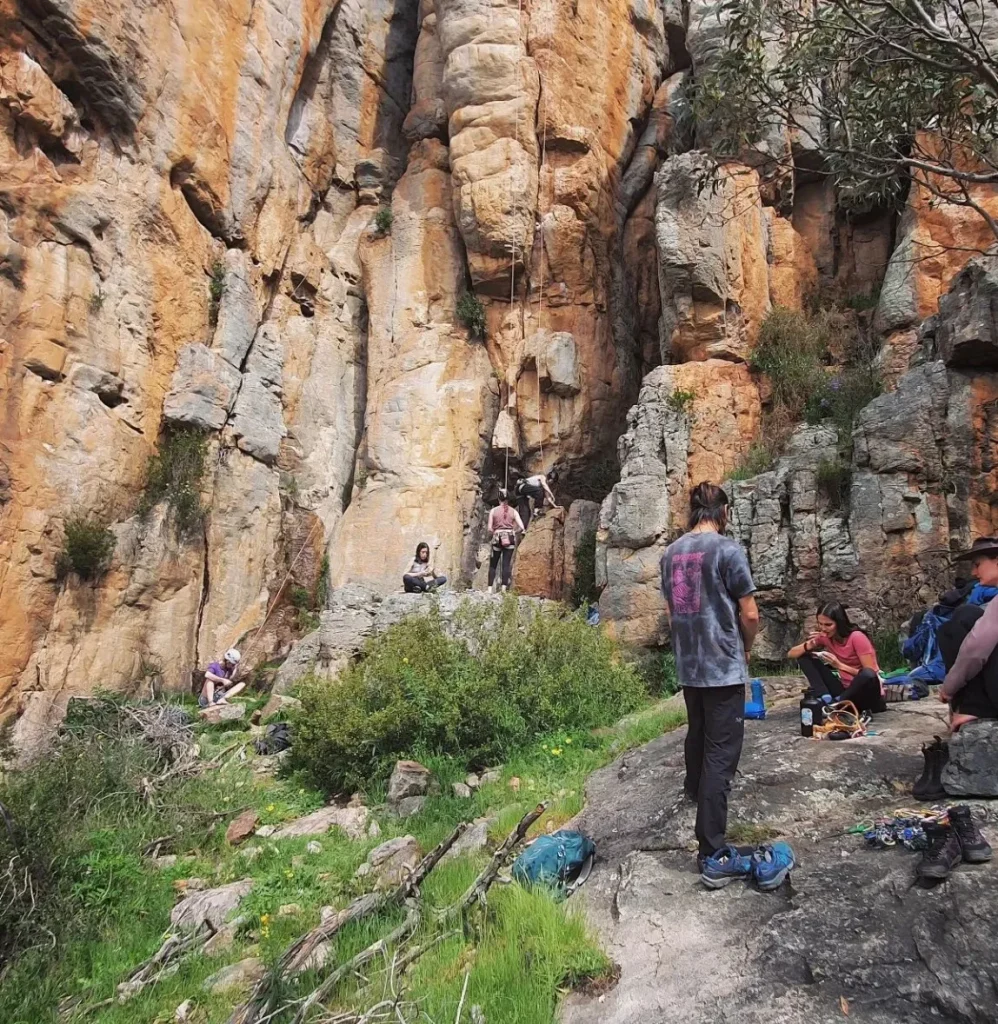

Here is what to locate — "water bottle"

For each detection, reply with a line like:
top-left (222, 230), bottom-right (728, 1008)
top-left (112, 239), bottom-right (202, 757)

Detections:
top-left (745, 677), bottom-right (766, 720)
top-left (800, 693), bottom-right (825, 737)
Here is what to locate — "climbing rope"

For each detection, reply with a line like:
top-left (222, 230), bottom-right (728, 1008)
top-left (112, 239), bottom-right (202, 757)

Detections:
top-left (811, 701), bottom-right (869, 740)
top-left (535, 86), bottom-right (547, 469)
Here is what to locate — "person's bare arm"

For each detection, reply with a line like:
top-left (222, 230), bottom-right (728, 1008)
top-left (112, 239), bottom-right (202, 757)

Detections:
top-left (787, 633), bottom-right (823, 660)
top-left (542, 479), bottom-right (557, 506)
top-left (739, 595), bottom-right (760, 657)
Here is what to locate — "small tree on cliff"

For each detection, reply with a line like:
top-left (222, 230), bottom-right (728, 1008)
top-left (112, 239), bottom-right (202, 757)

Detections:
top-left (697, 0), bottom-right (998, 241)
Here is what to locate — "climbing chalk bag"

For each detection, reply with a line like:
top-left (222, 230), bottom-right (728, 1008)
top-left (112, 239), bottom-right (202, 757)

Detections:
top-left (512, 830), bottom-right (595, 901)
top-left (495, 528), bottom-right (516, 549)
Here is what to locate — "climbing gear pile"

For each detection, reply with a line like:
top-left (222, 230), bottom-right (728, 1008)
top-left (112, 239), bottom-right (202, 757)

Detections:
top-left (810, 701), bottom-right (870, 740)
top-left (858, 809), bottom-right (948, 851)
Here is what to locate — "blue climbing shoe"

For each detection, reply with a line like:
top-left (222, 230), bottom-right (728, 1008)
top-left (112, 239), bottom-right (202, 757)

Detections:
top-left (752, 842), bottom-right (796, 891)
top-left (700, 846), bottom-right (754, 889)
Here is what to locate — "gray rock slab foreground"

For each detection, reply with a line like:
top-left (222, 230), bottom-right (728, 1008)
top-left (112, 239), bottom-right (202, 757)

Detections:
top-left (561, 701), bottom-right (998, 1024)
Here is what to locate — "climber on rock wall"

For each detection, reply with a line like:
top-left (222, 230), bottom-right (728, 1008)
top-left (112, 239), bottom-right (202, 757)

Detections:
top-left (486, 489), bottom-right (525, 593)
top-left (514, 469), bottom-right (559, 530)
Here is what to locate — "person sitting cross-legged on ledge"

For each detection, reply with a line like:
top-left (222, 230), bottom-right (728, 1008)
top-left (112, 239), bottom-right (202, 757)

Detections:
top-left (402, 541), bottom-right (447, 594)
top-left (199, 648), bottom-right (246, 708)
top-left (788, 602), bottom-right (886, 714)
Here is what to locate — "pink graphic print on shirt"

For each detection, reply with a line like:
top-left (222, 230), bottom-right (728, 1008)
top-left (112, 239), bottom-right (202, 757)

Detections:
top-left (671, 552), bottom-right (704, 614)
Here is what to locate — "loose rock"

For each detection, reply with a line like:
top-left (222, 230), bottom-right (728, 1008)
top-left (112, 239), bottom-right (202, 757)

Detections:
top-left (270, 803), bottom-right (369, 841)
top-left (199, 703), bottom-right (246, 725)
top-left (453, 782), bottom-right (473, 799)
top-left (359, 835), bottom-right (421, 888)
top-left (225, 809), bottom-right (260, 846)
top-left (171, 879), bottom-right (253, 932)
top-left (942, 719), bottom-right (998, 797)
top-left (203, 957), bottom-right (266, 995)
top-left (388, 760), bottom-right (436, 805)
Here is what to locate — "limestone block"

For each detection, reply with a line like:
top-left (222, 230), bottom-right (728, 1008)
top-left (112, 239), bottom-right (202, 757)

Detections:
top-left (171, 879), bottom-right (253, 932)
top-left (538, 331), bottom-right (581, 397)
top-left (163, 344), bottom-right (241, 431)
top-left (513, 508), bottom-right (565, 600)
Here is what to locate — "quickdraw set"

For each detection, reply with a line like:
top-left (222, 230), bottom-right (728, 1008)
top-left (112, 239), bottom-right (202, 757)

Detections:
top-left (857, 808), bottom-right (949, 851)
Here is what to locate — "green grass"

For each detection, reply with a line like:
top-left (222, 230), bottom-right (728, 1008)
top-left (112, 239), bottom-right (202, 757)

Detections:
top-left (0, 687), bottom-right (687, 1024)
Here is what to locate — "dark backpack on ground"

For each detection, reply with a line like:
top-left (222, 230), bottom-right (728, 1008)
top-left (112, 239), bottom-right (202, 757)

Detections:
top-left (512, 830), bottom-right (595, 900)
top-left (254, 722), bottom-right (293, 755)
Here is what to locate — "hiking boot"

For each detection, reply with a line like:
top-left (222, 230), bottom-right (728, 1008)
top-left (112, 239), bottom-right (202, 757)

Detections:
top-left (916, 821), bottom-right (962, 881)
top-left (949, 805), bottom-right (993, 864)
top-left (913, 736), bottom-right (949, 802)
top-left (699, 846), bottom-right (754, 889)
top-left (751, 842), bottom-right (796, 891)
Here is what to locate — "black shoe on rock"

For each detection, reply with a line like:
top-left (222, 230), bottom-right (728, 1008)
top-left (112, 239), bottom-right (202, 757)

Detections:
top-left (949, 805), bottom-right (993, 864)
top-left (917, 821), bottom-right (963, 881)
top-left (913, 736), bottom-right (949, 802)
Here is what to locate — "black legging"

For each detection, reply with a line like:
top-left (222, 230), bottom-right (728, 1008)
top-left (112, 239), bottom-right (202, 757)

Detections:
top-left (517, 483), bottom-right (545, 531)
top-left (937, 604), bottom-right (998, 719)
top-left (403, 574), bottom-right (447, 593)
top-left (488, 545), bottom-right (513, 588)
top-left (797, 653), bottom-right (887, 713)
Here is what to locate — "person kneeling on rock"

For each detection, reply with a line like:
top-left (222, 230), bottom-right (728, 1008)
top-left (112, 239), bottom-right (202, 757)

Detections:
top-left (788, 602), bottom-right (887, 714)
top-left (403, 541), bottom-right (447, 593)
top-left (199, 648), bottom-right (246, 708)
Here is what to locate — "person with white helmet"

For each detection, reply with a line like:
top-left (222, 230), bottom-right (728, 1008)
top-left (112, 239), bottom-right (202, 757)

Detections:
top-left (199, 647), bottom-right (246, 708)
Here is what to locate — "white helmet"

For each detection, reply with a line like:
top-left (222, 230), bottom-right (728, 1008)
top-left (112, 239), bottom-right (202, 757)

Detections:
top-left (224, 648), bottom-right (241, 664)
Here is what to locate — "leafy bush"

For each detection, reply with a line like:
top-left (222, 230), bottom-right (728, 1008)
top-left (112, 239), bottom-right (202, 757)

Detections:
top-left (569, 528), bottom-right (598, 608)
top-left (667, 389), bottom-right (697, 416)
top-left (208, 258), bottom-right (225, 327)
top-left (727, 443), bottom-right (774, 481)
top-left (57, 515), bottom-right (115, 581)
top-left (806, 367), bottom-right (883, 447)
top-left (750, 306), bottom-right (832, 423)
top-left (457, 292), bottom-right (487, 339)
top-left (288, 600), bottom-right (648, 793)
top-left (139, 426), bottom-right (209, 538)
top-left (373, 207), bottom-right (393, 235)
top-left (871, 628), bottom-right (906, 674)
top-left (815, 456), bottom-right (851, 509)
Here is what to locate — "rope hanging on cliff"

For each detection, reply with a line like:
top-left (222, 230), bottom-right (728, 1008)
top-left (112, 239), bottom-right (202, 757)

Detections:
top-left (228, 514), bottom-right (324, 679)
top-left (535, 88), bottom-right (548, 468)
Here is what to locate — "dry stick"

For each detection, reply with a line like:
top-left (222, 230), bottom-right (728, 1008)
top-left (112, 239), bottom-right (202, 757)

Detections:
top-left (291, 900), bottom-right (423, 1024)
top-left (454, 970), bottom-right (471, 1024)
top-left (394, 929), bottom-right (461, 977)
top-left (444, 802), bottom-right (547, 923)
top-left (227, 824), bottom-right (469, 1024)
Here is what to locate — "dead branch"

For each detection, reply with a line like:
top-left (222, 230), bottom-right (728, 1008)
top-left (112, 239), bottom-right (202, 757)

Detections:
top-left (291, 899), bottom-right (423, 1024)
top-left (443, 803), bottom-right (547, 924)
top-left (227, 823), bottom-right (469, 1024)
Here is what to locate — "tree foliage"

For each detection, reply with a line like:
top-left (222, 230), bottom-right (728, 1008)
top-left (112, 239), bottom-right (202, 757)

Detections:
top-left (697, 0), bottom-right (998, 238)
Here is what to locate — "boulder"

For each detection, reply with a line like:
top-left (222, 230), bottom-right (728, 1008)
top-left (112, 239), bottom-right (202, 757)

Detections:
top-left (395, 796), bottom-right (427, 818)
top-left (162, 344), bottom-right (241, 431)
top-left (452, 782), bottom-right (473, 799)
top-left (225, 810), bottom-right (260, 846)
top-left (512, 509), bottom-right (565, 601)
top-left (260, 693), bottom-right (301, 722)
top-left (360, 835), bottom-right (422, 888)
top-left (170, 879), bottom-right (253, 932)
top-left (271, 804), bottom-right (370, 841)
top-left (199, 703), bottom-right (246, 725)
top-left (442, 817), bottom-right (494, 862)
top-left (203, 957), bottom-right (266, 995)
top-left (942, 720), bottom-right (998, 797)
top-left (387, 760), bottom-right (436, 806)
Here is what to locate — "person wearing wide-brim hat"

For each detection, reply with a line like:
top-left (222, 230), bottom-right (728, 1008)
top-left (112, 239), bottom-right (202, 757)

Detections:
top-left (936, 537), bottom-right (998, 728)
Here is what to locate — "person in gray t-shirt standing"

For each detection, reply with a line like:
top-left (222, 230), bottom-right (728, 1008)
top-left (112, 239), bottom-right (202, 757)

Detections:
top-left (660, 482), bottom-right (760, 868)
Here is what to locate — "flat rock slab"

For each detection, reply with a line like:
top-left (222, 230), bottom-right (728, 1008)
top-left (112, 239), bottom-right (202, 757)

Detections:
top-left (170, 879), bottom-right (253, 932)
top-left (199, 703), bottom-right (246, 724)
top-left (271, 804), bottom-right (369, 841)
top-left (203, 956), bottom-right (266, 995)
top-left (942, 719), bottom-right (998, 797)
top-left (561, 703), bottom-right (998, 1024)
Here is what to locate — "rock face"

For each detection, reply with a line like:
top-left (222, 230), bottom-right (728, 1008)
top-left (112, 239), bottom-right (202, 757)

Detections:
top-left (942, 720), bottom-right (998, 798)
top-left (598, 361), bottom-right (761, 646)
top-left (4, 0), bottom-right (998, 722)
top-left (563, 699), bottom-right (998, 1024)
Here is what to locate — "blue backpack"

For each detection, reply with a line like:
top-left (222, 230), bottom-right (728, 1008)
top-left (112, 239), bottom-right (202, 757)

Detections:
top-left (512, 830), bottom-right (595, 900)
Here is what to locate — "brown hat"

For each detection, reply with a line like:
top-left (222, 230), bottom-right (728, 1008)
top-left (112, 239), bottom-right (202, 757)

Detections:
top-left (953, 537), bottom-right (998, 561)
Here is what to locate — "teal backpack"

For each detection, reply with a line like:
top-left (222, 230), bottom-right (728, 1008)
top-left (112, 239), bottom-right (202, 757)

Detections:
top-left (512, 830), bottom-right (595, 900)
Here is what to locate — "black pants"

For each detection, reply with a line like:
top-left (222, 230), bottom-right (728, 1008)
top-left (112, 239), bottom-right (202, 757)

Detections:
top-left (517, 484), bottom-right (544, 530)
top-left (488, 545), bottom-right (513, 587)
top-left (937, 604), bottom-right (998, 718)
top-left (683, 684), bottom-right (745, 858)
top-left (403, 574), bottom-right (447, 593)
top-left (797, 653), bottom-right (886, 713)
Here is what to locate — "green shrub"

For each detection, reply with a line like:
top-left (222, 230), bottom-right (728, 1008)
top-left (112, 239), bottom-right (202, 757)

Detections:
top-left (667, 388), bottom-right (697, 416)
top-left (57, 515), bottom-right (116, 581)
top-left (288, 600), bottom-right (648, 794)
top-left (457, 292), bottom-right (487, 339)
top-left (727, 443), bottom-right (774, 481)
top-left (806, 367), bottom-right (883, 448)
top-left (750, 306), bottom-right (832, 423)
top-left (315, 553), bottom-right (330, 609)
top-left (569, 528), bottom-right (598, 608)
top-left (88, 290), bottom-right (104, 313)
top-left (871, 628), bottom-right (906, 674)
top-left (208, 258), bottom-right (225, 327)
top-left (139, 426), bottom-right (209, 538)
top-left (815, 456), bottom-right (851, 509)
top-left (373, 206), bottom-right (393, 235)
